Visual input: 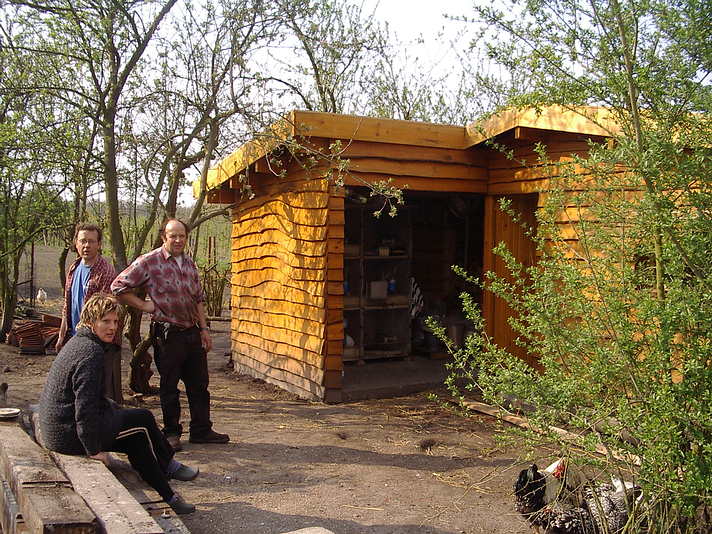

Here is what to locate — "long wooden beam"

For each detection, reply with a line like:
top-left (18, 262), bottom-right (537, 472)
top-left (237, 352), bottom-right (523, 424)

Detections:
top-left (50, 453), bottom-right (164, 534)
top-left (0, 424), bottom-right (97, 533)
top-left (466, 106), bottom-right (618, 146)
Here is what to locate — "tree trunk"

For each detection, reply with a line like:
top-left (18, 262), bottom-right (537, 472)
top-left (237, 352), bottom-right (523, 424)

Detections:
top-left (102, 117), bottom-right (129, 272)
top-left (125, 290), bottom-right (158, 394)
top-left (0, 287), bottom-right (17, 344)
top-left (58, 246), bottom-right (69, 290)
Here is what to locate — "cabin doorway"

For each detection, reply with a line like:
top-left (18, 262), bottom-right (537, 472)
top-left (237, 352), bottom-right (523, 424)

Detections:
top-left (341, 189), bottom-right (485, 400)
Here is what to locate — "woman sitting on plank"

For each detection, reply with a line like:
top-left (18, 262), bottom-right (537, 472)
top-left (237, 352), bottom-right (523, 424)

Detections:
top-left (38, 293), bottom-right (198, 515)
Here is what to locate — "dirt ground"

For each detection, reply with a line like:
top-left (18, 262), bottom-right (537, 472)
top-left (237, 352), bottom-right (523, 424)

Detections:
top-left (1, 300), bottom-right (533, 534)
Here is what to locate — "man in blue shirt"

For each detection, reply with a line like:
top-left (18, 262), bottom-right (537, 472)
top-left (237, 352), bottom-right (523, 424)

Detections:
top-left (57, 223), bottom-right (123, 402)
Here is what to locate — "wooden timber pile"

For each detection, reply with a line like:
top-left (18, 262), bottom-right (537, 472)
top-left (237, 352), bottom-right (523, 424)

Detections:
top-left (6, 315), bottom-right (61, 355)
top-left (0, 423), bottom-right (188, 533)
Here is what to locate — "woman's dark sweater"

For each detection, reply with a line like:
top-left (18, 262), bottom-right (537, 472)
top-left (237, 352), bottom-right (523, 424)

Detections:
top-left (39, 328), bottom-right (119, 455)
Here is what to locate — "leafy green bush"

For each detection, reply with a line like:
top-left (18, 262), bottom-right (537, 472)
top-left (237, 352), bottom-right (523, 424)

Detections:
top-left (440, 134), bottom-right (711, 531)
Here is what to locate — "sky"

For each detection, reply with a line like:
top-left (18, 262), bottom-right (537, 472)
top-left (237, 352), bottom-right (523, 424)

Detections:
top-left (366, 0), bottom-right (475, 67)
top-left (366, 0), bottom-right (474, 40)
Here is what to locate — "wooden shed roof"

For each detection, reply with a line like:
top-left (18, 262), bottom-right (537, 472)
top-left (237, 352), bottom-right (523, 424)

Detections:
top-left (465, 106), bottom-right (619, 146)
top-left (196, 106), bottom-right (617, 197)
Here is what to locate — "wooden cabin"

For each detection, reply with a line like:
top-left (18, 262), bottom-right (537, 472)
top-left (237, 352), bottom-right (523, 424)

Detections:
top-left (197, 107), bottom-right (615, 402)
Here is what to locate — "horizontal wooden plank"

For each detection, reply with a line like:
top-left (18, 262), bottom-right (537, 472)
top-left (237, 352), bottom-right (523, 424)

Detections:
top-left (231, 281), bottom-right (325, 309)
top-left (233, 257), bottom-right (326, 282)
top-left (293, 110), bottom-right (469, 149)
top-left (324, 355), bottom-right (343, 371)
top-left (50, 452), bottom-right (163, 534)
top-left (235, 306), bottom-right (324, 335)
top-left (0, 425), bottom-right (96, 534)
top-left (232, 268), bottom-right (326, 295)
top-left (339, 140), bottom-right (487, 165)
top-left (233, 330), bottom-right (323, 368)
top-left (232, 293), bottom-right (325, 323)
top-left (327, 268), bottom-right (344, 282)
top-left (110, 467), bottom-right (190, 534)
top-left (343, 172), bottom-right (488, 193)
top-left (232, 228), bottom-right (328, 256)
top-left (232, 360), bottom-right (324, 401)
top-left (327, 240), bottom-right (344, 258)
top-left (487, 146), bottom-right (593, 170)
top-left (233, 214), bottom-right (328, 242)
top-left (23, 486), bottom-right (97, 534)
top-left (489, 161), bottom-right (599, 183)
top-left (327, 253), bottom-right (344, 270)
top-left (206, 188), bottom-right (235, 204)
top-left (233, 341), bottom-right (324, 379)
top-left (327, 339), bottom-right (342, 356)
top-left (232, 245), bottom-right (327, 271)
top-left (327, 322), bottom-right (344, 340)
top-left (328, 224), bottom-right (344, 239)
top-left (235, 319), bottom-right (325, 354)
top-left (232, 233), bottom-right (327, 259)
top-left (346, 158), bottom-right (486, 181)
top-left (327, 294), bottom-right (343, 310)
top-left (233, 187), bottom-right (329, 216)
top-left (487, 180), bottom-right (549, 195)
top-left (233, 196), bottom-right (330, 226)
top-left (328, 196), bottom-right (344, 210)
top-left (329, 209), bottom-right (345, 225)
top-left (466, 106), bottom-right (618, 146)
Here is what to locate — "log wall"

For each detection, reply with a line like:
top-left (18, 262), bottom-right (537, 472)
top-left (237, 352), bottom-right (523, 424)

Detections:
top-left (230, 171), bottom-right (331, 401)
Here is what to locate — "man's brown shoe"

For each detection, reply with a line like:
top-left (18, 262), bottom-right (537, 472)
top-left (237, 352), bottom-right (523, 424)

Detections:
top-left (167, 434), bottom-right (183, 452)
top-left (189, 430), bottom-right (229, 444)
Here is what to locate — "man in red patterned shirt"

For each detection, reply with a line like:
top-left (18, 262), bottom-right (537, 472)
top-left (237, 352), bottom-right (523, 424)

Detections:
top-left (111, 219), bottom-right (229, 451)
top-left (57, 223), bottom-right (123, 403)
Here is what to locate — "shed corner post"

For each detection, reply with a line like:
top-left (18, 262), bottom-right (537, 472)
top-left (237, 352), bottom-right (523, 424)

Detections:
top-left (481, 195), bottom-right (497, 339)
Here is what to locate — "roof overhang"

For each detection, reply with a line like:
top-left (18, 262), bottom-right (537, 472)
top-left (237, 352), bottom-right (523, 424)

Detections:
top-left (465, 106), bottom-right (619, 147)
top-left (195, 106), bottom-right (619, 198)
top-left (194, 110), bottom-right (469, 197)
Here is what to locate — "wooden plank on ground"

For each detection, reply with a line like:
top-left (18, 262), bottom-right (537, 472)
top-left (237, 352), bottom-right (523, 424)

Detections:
top-left (0, 424), bottom-right (97, 533)
top-left (50, 452), bottom-right (164, 534)
top-left (110, 463), bottom-right (190, 534)
top-left (1, 478), bottom-right (28, 534)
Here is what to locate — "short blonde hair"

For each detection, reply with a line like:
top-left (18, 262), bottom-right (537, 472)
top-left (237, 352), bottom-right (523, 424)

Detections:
top-left (77, 293), bottom-right (124, 328)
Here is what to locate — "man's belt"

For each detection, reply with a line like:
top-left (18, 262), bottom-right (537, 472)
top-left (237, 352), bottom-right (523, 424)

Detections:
top-left (150, 321), bottom-right (196, 343)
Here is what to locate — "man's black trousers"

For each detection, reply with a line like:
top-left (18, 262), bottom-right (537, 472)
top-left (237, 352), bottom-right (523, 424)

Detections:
top-left (151, 324), bottom-right (213, 438)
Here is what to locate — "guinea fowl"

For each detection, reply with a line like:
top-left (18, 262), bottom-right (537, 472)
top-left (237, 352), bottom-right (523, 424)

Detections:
top-left (514, 459), bottom-right (640, 534)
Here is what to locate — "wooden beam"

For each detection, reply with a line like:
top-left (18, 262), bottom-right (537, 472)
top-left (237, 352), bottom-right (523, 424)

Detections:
top-left (343, 172), bottom-right (488, 193)
top-left (207, 188), bottom-right (235, 204)
top-left (110, 464), bottom-right (190, 534)
top-left (50, 453), bottom-right (163, 534)
top-left (292, 110), bottom-right (469, 150)
top-left (0, 479), bottom-right (25, 534)
top-left (467, 105), bottom-right (618, 147)
top-left (0, 424), bottom-right (96, 534)
top-left (481, 196), bottom-right (497, 339)
top-left (253, 157), bottom-right (270, 174)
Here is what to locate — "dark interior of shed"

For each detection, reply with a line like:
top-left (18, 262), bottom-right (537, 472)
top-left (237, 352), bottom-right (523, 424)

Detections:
top-left (342, 187), bottom-right (484, 369)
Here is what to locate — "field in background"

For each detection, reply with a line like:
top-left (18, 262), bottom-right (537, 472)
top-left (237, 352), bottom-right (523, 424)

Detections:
top-left (17, 213), bottom-right (232, 305)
